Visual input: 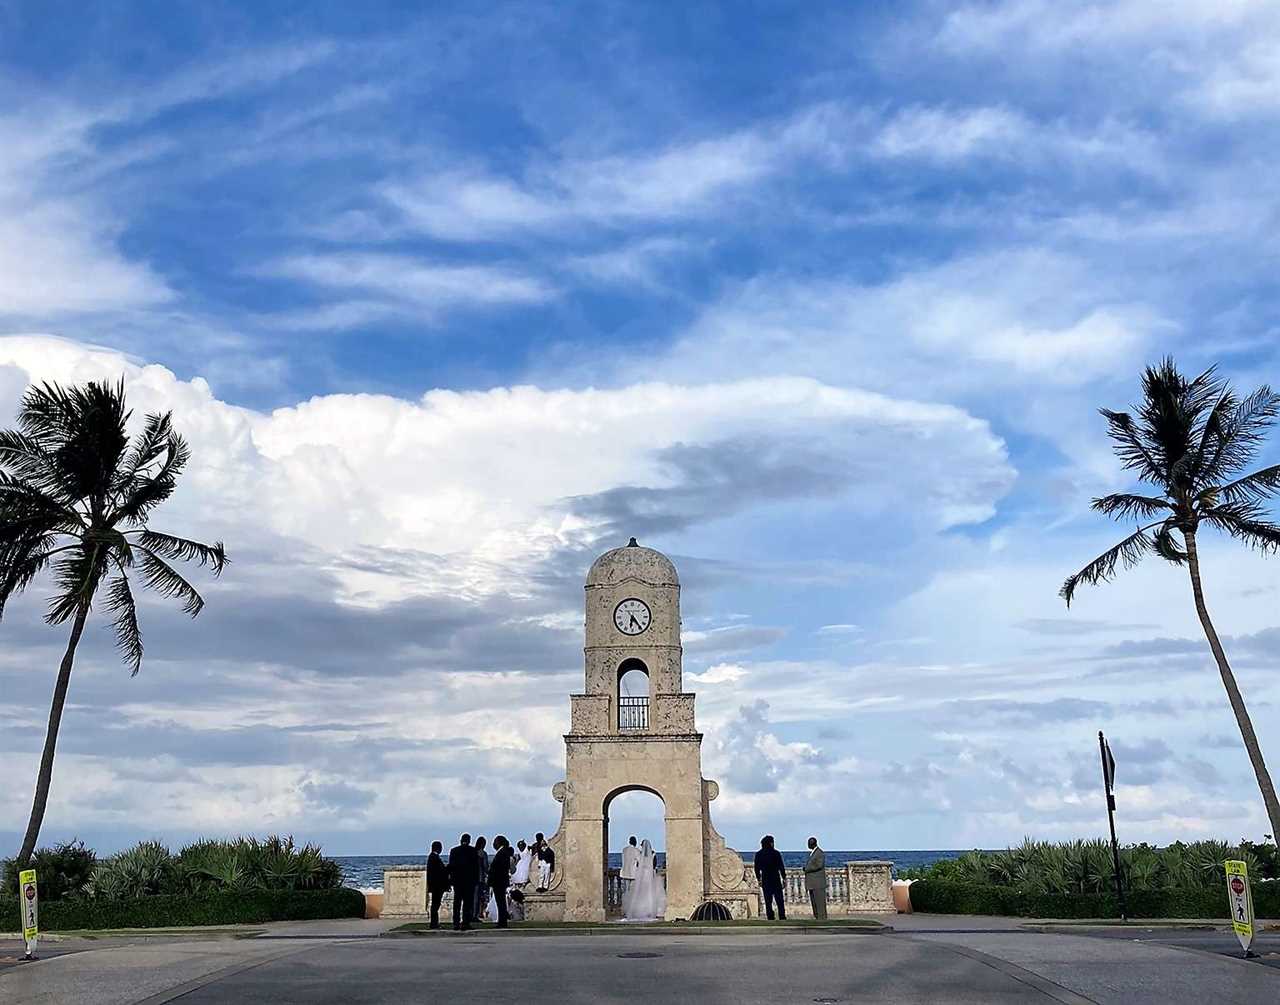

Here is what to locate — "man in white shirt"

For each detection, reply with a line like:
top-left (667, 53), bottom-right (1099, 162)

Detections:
top-left (620, 835), bottom-right (641, 894)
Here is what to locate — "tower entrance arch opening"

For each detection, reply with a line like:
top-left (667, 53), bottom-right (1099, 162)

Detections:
top-left (602, 785), bottom-right (665, 918)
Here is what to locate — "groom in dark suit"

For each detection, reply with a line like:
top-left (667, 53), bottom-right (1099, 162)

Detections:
top-left (488, 836), bottom-right (515, 928)
top-left (426, 840), bottom-right (450, 929)
top-left (449, 833), bottom-right (480, 930)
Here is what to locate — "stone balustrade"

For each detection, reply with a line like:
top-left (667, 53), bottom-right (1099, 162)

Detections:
top-left (384, 858), bottom-right (895, 919)
top-left (766, 860), bottom-right (894, 916)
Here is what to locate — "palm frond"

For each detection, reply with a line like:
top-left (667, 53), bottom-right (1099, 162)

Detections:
top-left (46, 544), bottom-right (109, 625)
top-left (111, 433), bottom-right (190, 526)
top-left (1152, 521), bottom-right (1188, 564)
top-left (0, 430), bottom-right (71, 499)
top-left (1216, 463), bottom-right (1280, 505)
top-left (21, 380), bottom-right (131, 501)
top-left (0, 536), bottom-right (56, 619)
top-left (1200, 385), bottom-right (1280, 483)
top-left (1090, 493), bottom-right (1172, 521)
top-left (1060, 524), bottom-right (1158, 606)
top-left (1099, 409), bottom-right (1163, 484)
top-left (113, 412), bottom-right (174, 490)
top-left (133, 529), bottom-right (226, 574)
top-left (135, 547), bottom-right (206, 617)
top-left (1201, 501), bottom-right (1280, 553)
top-left (104, 572), bottom-right (144, 675)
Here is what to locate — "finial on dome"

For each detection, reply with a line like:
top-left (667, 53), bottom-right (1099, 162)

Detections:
top-left (627, 537), bottom-right (639, 547)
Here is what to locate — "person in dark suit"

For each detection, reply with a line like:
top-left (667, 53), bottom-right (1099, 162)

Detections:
top-left (449, 833), bottom-right (479, 930)
top-left (426, 840), bottom-right (450, 929)
top-left (753, 834), bottom-right (787, 921)
top-left (488, 836), bottom-right (515, 928)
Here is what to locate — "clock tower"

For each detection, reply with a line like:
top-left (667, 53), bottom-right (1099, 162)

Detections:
top-left (540, 538), bottom-right (751, 921)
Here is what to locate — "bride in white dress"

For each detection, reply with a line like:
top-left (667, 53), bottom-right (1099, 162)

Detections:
top-left (621, 838), bottom-right (666, 921)
top-left (512, 840), bottom-right (533, 886)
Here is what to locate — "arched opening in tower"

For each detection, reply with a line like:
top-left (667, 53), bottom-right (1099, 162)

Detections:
top-left (617, 658), bottom-right (649, 730)
top-left (602, 786), bottom-right (666, 918)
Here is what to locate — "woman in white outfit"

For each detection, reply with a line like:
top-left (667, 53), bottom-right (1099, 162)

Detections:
top-left (621, 838), bottom-right (666, 921)
top-left (512, 840), bottom-right (533, 887)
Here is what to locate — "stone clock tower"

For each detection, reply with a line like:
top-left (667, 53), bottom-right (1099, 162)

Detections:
top-left (539, 538), bottom-right (751, 921)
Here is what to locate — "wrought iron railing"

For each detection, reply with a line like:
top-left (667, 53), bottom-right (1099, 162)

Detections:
top-left (618, 695), bottom-right (649, 730)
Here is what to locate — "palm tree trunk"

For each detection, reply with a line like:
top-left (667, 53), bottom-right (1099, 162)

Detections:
top-left (14, 602), bottom-right (90, 869)
top-left (1184, 529), bottom-right (1280, 840)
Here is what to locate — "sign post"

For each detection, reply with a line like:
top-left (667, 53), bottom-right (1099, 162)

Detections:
top-left (1098, 731), bottom-right (1127, 921)
top-left (1225, 860), bottom-right (1255, 956)
top-left (18, 869), bottom-right (38, 960)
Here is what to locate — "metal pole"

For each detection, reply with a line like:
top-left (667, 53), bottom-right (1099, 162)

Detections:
top-left (1099, 731), bottom-right (1127, 922)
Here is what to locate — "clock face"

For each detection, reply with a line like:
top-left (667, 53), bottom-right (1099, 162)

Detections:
top-left (613, 598), bottom-right (652, 636)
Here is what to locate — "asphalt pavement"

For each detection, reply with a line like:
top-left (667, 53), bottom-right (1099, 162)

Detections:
top-left (0, 919), bottom-right (1276, 1004)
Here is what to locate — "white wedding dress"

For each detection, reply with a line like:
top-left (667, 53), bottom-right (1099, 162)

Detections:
top-left (621, 839), bottom-right (666, 921)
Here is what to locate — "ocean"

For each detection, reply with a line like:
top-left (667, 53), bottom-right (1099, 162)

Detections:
top-left (335, 850), bottom-right (965, 892)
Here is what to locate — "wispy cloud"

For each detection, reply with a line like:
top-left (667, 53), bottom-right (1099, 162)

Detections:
top-left (258, 253), bottom-right (556, 329)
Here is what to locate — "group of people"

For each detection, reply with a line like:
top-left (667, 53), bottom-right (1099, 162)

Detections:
top-left (752, 835), bottom-right (827, 921)
top-left (426, 831), bottom-right (827, 929)
top-left (426, 832), bottom-right (557, 930)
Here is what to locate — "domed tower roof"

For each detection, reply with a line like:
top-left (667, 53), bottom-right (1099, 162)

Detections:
top-left (586, 537), bottom-right (680, 588)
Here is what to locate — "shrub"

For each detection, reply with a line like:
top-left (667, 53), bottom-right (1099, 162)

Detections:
top-left (909, 879), bottom-right (1280, 919)
top-left (900, 837), bottom-right (1270, 895)
top-left (3, 840), bottom-right (96, 901)
top-left (1, 887), bottom-right (366, 932)
top-left (88, 835), bottom-right (344, 900)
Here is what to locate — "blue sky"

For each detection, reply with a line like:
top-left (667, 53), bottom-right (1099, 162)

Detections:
top-left (3, 1), bottom-right (1280, 856)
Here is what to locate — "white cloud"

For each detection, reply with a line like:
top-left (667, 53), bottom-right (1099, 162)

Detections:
top-left (686, 663), bottom-right (747, 685)
top-left (0, 334), bottom-right (1013, 592)
top-left (666, 249), bottom-right (1160, 398)
top-left (258, 253), bottom-right (556, 329)
top-left (375, 103), bottom-right (861, 240)
top-left (566, 237), bottom-right (699, 290)
top-left (0, 111), bottom-right (171, 317)
top-left (936, 0), bottom-right (1280, 119)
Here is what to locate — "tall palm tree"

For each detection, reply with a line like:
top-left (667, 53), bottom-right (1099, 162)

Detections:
top-left (0, 380), bottom-right (226, 869)
top-left (1062, 359), bottom-right (1280, 840)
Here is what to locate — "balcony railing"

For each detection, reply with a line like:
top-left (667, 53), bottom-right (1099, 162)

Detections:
top-left (618, 695), bottom-right (649, 730)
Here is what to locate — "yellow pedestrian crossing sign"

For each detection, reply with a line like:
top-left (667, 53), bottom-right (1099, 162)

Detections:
top-left (1224, 860), bottom-right (1254, 953)
top-left (18, 868), bottom-right (38, 959)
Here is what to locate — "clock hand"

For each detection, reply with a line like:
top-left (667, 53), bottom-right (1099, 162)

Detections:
top-left (629, 614), bottom-right (641, 630)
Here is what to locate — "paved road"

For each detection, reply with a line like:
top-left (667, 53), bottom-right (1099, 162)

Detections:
top-left (1064, 924), bottom-right (1280, 970)
top-left (3, 925), bottom-right (1278, 1004)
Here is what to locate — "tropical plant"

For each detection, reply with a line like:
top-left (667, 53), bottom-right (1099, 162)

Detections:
top-left (1061, 359), bottom-right (1280, 841)
top-left (2, 839), bottom-right (96, 901)
top-left (901, 839), bottom-right (1264, 895)
top-left (87, 836), bottom-right (345, 899)
top-left (0, 380), bottom-right (227, 869)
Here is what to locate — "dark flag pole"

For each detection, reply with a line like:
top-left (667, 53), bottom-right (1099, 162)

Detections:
top-left (1099, 730), bottom-right (1127, 922)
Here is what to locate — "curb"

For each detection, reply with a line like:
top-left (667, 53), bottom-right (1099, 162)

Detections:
top-left (385, 923), bottom-right (892, 937)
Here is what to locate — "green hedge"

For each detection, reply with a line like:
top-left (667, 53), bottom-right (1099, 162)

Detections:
top-left (2, 887), bottom-right (365, 932)
top-left (909, 880), bottom-right (1280, 919)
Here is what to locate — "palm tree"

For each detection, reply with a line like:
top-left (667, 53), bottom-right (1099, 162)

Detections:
top-left (1, 380), bottom-right (227, 869)
top-left (1062, 358), bottom-right (1280, 840)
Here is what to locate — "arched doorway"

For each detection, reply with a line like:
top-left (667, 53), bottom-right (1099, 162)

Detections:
top-left (602, 785), bottom-right (665, 918)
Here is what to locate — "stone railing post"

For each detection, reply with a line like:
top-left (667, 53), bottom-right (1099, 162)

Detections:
top-left (381, 867), bottom-right (428, 918)
top-left (845, 860), bottom-right (894, 913)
